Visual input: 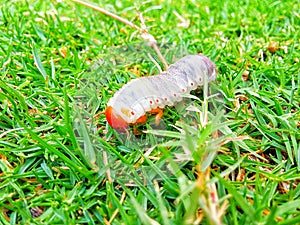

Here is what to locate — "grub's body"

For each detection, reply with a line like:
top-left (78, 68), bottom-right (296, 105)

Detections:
top-left (105, 54), bottom-right (217, 129)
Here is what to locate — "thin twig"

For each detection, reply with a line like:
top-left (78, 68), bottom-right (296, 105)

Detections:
top-left (147, 53), bottom-right (163, 73)
top-left (151, 43), bottom-right (169, 70)
top-left (71, 0), bottom-right (139, 30)
top-left (70, 0), bottom-right (169, 70)
top-left (138, 12), bottom-right (169, 70)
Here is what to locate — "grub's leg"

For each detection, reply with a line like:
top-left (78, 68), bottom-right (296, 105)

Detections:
top-left (135, 115), bottom-right (148, 124)
top-left (151, 108), bottom-right (164, 126)
top-left (132, 115), bottom-right (147, 135)
top-left (133, 127), bottom-right (142, 136)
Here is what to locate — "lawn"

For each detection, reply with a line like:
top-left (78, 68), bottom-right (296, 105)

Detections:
top-left (0, 0), bottom-right (299, 224)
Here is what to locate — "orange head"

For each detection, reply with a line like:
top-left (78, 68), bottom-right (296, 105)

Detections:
top-left (105, 106), bottom-right (129, 129)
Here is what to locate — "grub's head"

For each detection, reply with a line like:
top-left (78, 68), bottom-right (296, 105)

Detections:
top-left (197, 54), bottom-right (217, 81)
top-left (105, 106), bottom-right (129, 130)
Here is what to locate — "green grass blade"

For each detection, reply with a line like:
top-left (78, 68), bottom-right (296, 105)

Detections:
top-left (32, 45), bottom-right (48, 81)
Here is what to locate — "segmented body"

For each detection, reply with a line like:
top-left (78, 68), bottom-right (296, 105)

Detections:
top-left (105, 54), bottom-right (217, 129)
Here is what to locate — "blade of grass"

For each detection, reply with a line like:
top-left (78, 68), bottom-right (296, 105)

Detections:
top-left (32, 45), bottom-right (48, 81)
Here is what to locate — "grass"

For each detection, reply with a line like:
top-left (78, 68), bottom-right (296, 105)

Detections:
top-left (0, 0), bottom-right (299, 224)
